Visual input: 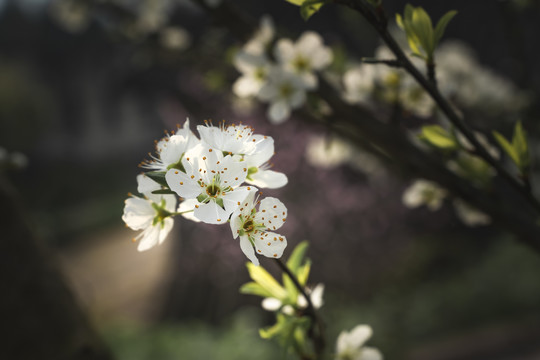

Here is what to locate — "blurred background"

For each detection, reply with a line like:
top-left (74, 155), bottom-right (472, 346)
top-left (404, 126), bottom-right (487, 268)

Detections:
top-left (2, 0), bottom-right (540, 359)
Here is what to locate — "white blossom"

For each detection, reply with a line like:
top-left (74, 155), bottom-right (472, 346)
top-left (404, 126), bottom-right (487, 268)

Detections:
top-left (142, 119), bottom-right (199, 172)
top-left (243, 16), bottom-right (275, 55)
top-left (274, 31), bottom-right (333, 89)
top-left (335, 325), bottom-right (383, 360)
top-left (402, 179), bottom-right (447, 211)
top-left (257, 67), bottom-right (309, 124)
top-left (229, 191), bottom-right (287, 265)
top-left (122, 174), bottom-right (177, 252)
top-left (165, 145), bottom-right (253, 224)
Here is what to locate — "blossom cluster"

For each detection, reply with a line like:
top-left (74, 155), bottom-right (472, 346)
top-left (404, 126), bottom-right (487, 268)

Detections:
top-left (122, 119), bottom-right (288, 265)
top-left (342, 40), bottom-right (528, 119)
top-left (232, 17), bottom-right (333, 124)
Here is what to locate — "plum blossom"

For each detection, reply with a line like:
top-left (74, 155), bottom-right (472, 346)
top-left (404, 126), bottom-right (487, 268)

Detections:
top-left (402, 179), bottom-right (447, 211)
top-left (122, 174), bottom-right (177, 251)
top-left (343, 65), bottom-right (377, 105)
top-left (230, 191), bottom-right (288, 265)
top-left (335, 325), bottom-right (383, 360)
top-left (274, 31), bottom-right (333, 89)
top-left (165, 145), bottom-right (253, 224)
top-left (257, 67), bottom-right (309, 124)
top-left (141, 119), bottom-right (199, 172)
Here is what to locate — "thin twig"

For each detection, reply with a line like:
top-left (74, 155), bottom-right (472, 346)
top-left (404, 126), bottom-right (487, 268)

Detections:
top-left (273, 258), bottom-right (326, 358)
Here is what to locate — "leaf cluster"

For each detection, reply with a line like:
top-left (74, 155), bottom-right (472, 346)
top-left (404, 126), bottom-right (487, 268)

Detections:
top-left (396, 4), bottom-right (457, 63)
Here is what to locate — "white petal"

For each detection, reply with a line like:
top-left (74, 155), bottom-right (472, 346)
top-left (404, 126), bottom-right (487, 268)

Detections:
top-left (157, 217), bottom-right (174, 245)
top-left (230, 213), bottom-right (243, 239)
top-left (310, 283), bottom-right (325, 309)
top-left (222, 186), bottom-right (253, 214)
top-left (261, 297), bottom-right (282, 311)
top-left (165, 168), bottom-right (202, 199)
top-left (239, 235), bottom-right (259, 265)
top-left (233, 76), bottom-right (262, 98)
top-left (194, 201), bottom-right (229, 224)
top-left (136, 225), bottom-right (161, 252)
top-left (347, 325), bottom-right (373, 350)
top-left (274, 38), bottom-right (295, 64)
top-left (255, 197), bottom-right (287, 231)
top-left (122, 197), bottom-right (154, 230)
top-left (248, 135), bottom-right (274, 166)
top-left (268, 101), bottom-right (291, 124)
top-left (137, 174), bottom-right (161, 195)
top-left (252, 231), bottom-right (287, 259)
top-left (289, 89), bottom-right (307, 108)
top-left (358, 347), bottom-right (383, 360)
top-left (248, 169), bottom-right (288, 189)
top-left (178, 198), bottom-right (201, 223)
top-left (297, 31), bottom-right (323, 55)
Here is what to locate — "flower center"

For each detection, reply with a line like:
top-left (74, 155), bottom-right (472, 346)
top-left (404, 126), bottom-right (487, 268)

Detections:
top-left (293, 56), bottom-right (310, 72)
top-left (206, 184), bottom-right (220, 197)
top-left (243, 219), bottom-right (255, 233)
top-left (279, 83), bottom-right (293, 98)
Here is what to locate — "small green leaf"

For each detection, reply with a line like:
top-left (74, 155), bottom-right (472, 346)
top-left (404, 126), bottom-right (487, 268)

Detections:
top-left (513, 121), bottom-right (529, 170)
top-left (246, 262), bottom-right (288, 300)
top-left (421, 125), bottom-right (457, 149)
top-left (410, 7), bottom-right (434, 57)
top-left (493, 130), bottom-right (520, 166)
top-left (297, 260), bottom-right (311, 286)
top-left (286, 241), bottom-right (309, 274)
top-left (240, 281), bottom-right (274, 298)
top-left (145, 171), bottom-right (168, 187)
top-left (300, 0), bottom-right (325, 21)
top-left (283, 0), bottom-right (303, 5)
top-left (396, 13), bottom-right (405, 29)
top-left (434, 10), bottom-right (457, 46)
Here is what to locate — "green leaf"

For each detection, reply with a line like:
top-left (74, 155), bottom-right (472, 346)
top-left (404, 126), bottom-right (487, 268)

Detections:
top-left (300, 0), bottom-right (325, 21)
top-left (145, 171), bottom-right (168, 187)
top-left (240, 282), bottom-right (274, 298)
top-left (400, 5), bottom-right (424, 58)
top-left (434, 10), bottom-right (457, 46)
top-left (513, 121), bottom-right (529, 170)
top-left (246, 262), bottom-right (288, 300)
top-left (286, 241), bottom-right (309, 274)
top-left (421, 125), bottom-right (457, 149)
top-left (283, 0), bottom-right (303, 5)
top-left (396, 13), bottom-right (405, 29)
top-left (297, 260), bottom-right (311, 286)
top-left (410, 7), bottom-right (434, 57)
top-left (493, 130), bottom-right (520, 166)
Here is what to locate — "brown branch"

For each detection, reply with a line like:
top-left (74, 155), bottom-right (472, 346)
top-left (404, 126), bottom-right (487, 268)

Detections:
top-left (273, 258), bottom-right (326, 358)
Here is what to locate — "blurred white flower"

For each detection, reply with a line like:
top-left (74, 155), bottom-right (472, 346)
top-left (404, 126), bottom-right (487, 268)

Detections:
top-left (453, 198), bottom-right (491, 227)
top-left (232, 51), bottom-right (271, 98)
top-left (165, 145), bottom-right (252, 224)
top-left (343, 65), bottom-right (377, 105)
top-left (159, 26), bottom-right (191, 50)
top-left (122, 174), bottom-right (177, 252)
top-left (335, 325), bottom-right (383, 360)
top-left (50, 0), bottom-right (90, 33)
top-left (230, 191), bottom-right (287, 265)
top-left (257, 67), bottom-right (309, 123)
top-left (402, 179), bottom-right (447, 211)
top-left (398, 76), bottom-right (435, 118)
top-left (274, 31), bottom-right (333, 89)
top-left (305, 135), bottom-right (351, 169)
